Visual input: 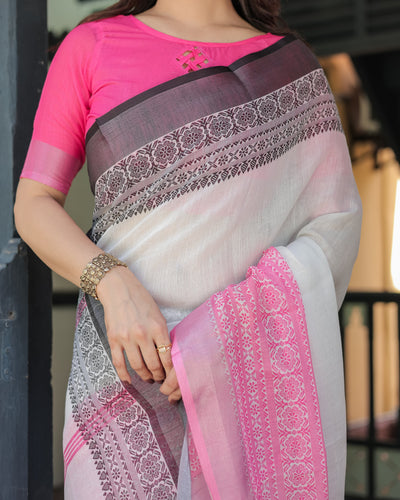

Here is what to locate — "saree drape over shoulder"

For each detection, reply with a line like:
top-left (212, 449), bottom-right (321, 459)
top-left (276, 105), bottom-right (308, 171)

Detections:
top-left (63, 35), bottom-right (362, 499)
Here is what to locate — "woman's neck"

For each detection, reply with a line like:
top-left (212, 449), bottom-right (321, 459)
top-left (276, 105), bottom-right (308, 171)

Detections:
top-left (147, 0), bottom-right (238, 28)
top-left (136, 0), bottom-right (265, 43)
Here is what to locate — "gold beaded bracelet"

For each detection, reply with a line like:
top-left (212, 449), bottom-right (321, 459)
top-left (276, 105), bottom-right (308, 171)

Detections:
top-left (80, 252), bottom-right (127, 300)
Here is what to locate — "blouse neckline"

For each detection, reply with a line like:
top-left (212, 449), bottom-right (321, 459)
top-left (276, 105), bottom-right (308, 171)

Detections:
top-left (129, 15), bottom-right (274, 47)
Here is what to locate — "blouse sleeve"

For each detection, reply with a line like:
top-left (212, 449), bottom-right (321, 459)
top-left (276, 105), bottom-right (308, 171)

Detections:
top-left (20, 23), bottom-right (99, 194)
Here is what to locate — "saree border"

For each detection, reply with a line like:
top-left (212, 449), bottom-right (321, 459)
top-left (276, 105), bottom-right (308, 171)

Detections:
top-left (85, 34), bottom-right (296, 144)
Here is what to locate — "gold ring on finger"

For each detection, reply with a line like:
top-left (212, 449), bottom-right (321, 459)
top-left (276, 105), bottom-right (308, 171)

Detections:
top-left (156, 343), bottom-right (172, 354)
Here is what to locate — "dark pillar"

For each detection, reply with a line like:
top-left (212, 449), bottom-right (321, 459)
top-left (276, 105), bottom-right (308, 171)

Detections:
top-left (0, 1), bottom-right (52, 499)
top-left (353, 51), bottom-right (400, 160)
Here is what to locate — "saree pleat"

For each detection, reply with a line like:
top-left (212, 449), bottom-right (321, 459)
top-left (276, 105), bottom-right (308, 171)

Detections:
top-left (63, 36), bottom-right (361, 499)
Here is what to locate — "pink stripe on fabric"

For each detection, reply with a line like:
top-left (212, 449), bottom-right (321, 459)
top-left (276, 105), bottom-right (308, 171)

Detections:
top-left (171, 337), bottom-right (221, 499)
top-left (64, 429), bottom-right (84, 463)
top-left (64, 429), bottom-right (82, 461)
top-left (64, 435), bottom-right (86, 471)
top-left (63, 389), bottom-right (135, 475)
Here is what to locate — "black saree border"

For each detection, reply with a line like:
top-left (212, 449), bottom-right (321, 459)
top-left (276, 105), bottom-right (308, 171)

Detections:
top-left (85, 34), bottom-right (297, 144)
top-left (85, 294), bottom-right (182, 483)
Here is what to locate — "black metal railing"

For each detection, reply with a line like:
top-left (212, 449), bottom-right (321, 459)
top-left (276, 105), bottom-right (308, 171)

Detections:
top-left (340, 292), bottom-right (400, 500)
top-left (282, 0), bottom-right (400, 56)
top-left (52, 291), bottom-right (78, 307)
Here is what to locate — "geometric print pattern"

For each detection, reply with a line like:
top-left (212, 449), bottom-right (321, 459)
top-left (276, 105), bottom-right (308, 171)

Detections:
top-left (65, 295), bottom-right (179, 499)
top-left (92, 69), bottom-right (341, 241)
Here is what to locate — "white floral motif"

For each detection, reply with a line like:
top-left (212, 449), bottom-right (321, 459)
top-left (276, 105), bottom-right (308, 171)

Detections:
top-left (235, 105), bottom-right (257, 128)
top-left (313, 72), bottom-right (329, 95)
top-left (208, 114), bottom-right (232, 138)
top-left (79, 324), bottom-right (95, 349)
top-left (296, 78), bottom-right (312, 103)
top-left (99, 381), bottom-right (119, 402)
top-left (241, 332), bottom-right (253, 351)
top-left (103, 444), bottom-right (114, 459)
top-left (276, 375), bottom-right (305, 402)
top-left (107, 169), bottom-right (127, 196)
top-left (117, 405), bottom-right (138, 425)
top-left (260, 284), bottom-right (287, 313)
top-left (279, 404), bottom-right (307, 431)
top-left (87, 346), bottom-right (106, 375)
top-left (283, 434), bottom-right (309, 459)
top-left (127, 424), bottom-right (149, 452)
top-left (129, 154), bottom-right (152, 180)
top-left (153, 140), bottom-right (177, 166)
top-left (96, 372), bottom-right (116, 391)
top-left (266, 314), bottom-right (294, 343)
top-left (279, 88), bottom-right (296, 111)
top-left (139, 453), bottom-right (162, 482)
top-left (286, 462), bottom-right (313, 488)
top-left (180, 125), bottom-right (205, 150)
top-left (257, 97), bottom-right (277, 120)
top-left (152, 484), bottom-right (175, 500)
top-left (273, 345), bottom-right (299, 373)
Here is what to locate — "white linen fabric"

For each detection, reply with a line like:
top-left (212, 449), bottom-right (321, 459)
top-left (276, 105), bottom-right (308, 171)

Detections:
top-left (64, 36), bottom-right (362, 498)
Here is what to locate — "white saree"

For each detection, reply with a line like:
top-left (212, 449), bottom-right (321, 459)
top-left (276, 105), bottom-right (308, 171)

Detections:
top-left (64, 35), bottom-right (361, 499)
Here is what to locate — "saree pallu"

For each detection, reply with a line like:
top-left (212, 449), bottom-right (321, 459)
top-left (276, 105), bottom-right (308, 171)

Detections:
top-left (63, 36), bottom-right (362, 499)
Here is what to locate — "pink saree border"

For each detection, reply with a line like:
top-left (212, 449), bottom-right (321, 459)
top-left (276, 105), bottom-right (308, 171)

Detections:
top-left (172, 247), bottom-right (328, 499)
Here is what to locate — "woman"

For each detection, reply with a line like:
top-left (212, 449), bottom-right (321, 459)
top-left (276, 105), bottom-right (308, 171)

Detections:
top-left (14, 0), bottom-right (362, 498)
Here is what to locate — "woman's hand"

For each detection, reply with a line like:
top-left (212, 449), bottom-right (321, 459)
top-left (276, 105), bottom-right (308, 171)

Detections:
top-left (97, 265), bottom-right (176, 387)
top-left (160, 368), bottom-right (182, 404)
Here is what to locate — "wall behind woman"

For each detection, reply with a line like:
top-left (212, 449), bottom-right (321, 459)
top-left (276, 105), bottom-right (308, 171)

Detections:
top-left (48, 0), bottom-right (110, 33)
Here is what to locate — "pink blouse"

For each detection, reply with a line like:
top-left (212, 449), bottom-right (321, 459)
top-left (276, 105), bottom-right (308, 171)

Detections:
top-left (21, 15), bottom-right (282, 194)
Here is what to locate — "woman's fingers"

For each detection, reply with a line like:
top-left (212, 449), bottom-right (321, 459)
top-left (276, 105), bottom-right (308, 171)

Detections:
top-left (110, 346), bottom-right (131, 384)
top-left (140, 341), bottom-right (166, 382)
top-left (111, 342), bottom-right (181, 403)
top-left (155, 342), bottom-right (174, 376)
top-left (161, 368), bottom-right (182, 403)
top-left (168, 389), bottom-right (182, 404)
top-left (160, 367), bottom-right (179, 396)
top-left (123, 345), bottom-right (153, 382)
top-left (111, 332), bottom-right (171, 384)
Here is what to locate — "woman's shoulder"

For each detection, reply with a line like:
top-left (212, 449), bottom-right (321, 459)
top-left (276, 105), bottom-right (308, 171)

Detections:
top-left (75, 14), bottom-right (138, 39)
top-left (55, 22), bottom-right (99, 64)
top-left (60, 15), bottom-right (134, 48)
top-left (52, 15), bottom-right (134, 74)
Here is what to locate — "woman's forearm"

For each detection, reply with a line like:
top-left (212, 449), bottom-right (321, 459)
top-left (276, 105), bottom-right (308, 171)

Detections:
top-left (14, 178), bottom-right (101, 287)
